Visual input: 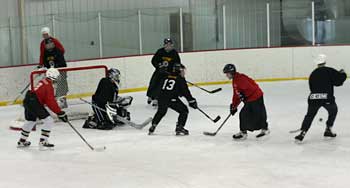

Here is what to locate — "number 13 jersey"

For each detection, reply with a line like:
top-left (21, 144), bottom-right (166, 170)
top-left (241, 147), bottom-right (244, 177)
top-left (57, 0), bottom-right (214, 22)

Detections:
top-left (158, 74), bottom-right (195, 102)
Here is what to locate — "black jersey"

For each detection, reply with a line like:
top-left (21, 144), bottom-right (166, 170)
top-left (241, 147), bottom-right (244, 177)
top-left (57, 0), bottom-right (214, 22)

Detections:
top-left (151, 48), bottom-right (181, 72)
top-left (158, 74), bottom-right (194, 101)
top-left (43, 48), bottom-right (67, 68)
top-left (92, 77), bottom-right (118, 106)
top-left (308, 66), bottom-right (347, 103)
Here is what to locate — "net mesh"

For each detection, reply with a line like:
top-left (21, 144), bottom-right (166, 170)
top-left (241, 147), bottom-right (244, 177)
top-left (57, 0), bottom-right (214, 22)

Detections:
top-left (30, 65), bottom-right (108, 120)
top-left (31, 65), bottom-right (107, 102)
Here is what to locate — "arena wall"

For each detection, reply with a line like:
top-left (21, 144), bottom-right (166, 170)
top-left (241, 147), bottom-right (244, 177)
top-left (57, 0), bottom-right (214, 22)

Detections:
top-left (1, 45), bottom-right (349, 105)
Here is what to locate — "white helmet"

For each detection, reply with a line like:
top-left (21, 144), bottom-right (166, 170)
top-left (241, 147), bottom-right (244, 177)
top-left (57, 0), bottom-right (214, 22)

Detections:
top-left (41, 27), bottom-right (50, 35)
top-left (46, 68), bottom-right (60, 80)
top-left (314, 54), bottom-right (327, 65)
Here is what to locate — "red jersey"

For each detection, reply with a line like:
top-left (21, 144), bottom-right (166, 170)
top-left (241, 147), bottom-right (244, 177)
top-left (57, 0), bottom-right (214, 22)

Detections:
top-left (39, 37), bottom-right (65, 66)
top-left (231, 72), bottom-right (263, 109)
top-left (32, 78), bottom-right (62, 114)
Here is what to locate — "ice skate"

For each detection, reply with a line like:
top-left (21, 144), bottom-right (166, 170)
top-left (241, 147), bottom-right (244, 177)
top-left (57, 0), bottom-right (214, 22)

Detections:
top-left (233, 131), bottom-right (247, 140)
top-left (256, 129), bottom-right (270, 138)
top-left (17, 140), bottom-right (31, 148)
top-left (39, 140), bottom-right (55, 150)
top-left (175, 127), bottom-right (189, 136)
top-left (294, 131), bottom-right (306, 143)
top-left (148, 124), bottom-right (157, 135)
top-left (324, 127), bottom-right (336, 138)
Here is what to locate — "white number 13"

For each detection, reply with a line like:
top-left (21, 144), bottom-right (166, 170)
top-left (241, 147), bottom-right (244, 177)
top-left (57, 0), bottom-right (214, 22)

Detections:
top-left (162, 79), bottom-right (176, 91)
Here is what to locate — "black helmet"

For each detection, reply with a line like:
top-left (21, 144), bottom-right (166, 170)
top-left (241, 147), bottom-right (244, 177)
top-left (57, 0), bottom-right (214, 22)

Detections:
top-left (163, 38), bottom-right (173, 45)
top-left (108, 68), bottom-right (121, 83)
top-left (223, 64), bottom-right (236, 74)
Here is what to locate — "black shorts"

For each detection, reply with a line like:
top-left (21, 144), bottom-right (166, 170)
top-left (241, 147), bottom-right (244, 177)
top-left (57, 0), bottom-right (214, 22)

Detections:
top-left (23, 91), bottom-right (50, 121)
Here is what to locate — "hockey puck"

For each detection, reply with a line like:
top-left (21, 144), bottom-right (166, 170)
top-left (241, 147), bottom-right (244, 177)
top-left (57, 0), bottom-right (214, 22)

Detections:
top-left (319, 118), bottom-right (323, 122)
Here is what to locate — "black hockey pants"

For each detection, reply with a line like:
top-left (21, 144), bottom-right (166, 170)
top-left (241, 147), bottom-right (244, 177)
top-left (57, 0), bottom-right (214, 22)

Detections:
top-left (301, 101), bottom-right (338, 132)
top-left (239, 96), bottom-right (268, 132)
top-left (152, 98), bottom-right (189, 128)
top-left (23, 91), bottom-right (50, 121)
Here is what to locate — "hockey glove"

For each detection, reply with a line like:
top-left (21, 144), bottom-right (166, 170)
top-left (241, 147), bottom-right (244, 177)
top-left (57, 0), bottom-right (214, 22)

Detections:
top-left (230, 104), bottom-right (237, 115)
top-left (188, 99), bottom-right (198, 109)
top-left (57, 111), bottom-right (68, 122)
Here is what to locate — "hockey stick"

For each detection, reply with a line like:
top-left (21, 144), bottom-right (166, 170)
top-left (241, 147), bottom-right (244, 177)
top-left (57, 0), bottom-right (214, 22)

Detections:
top-left (66, 120), bottom-right (106, 151)
top-left (197, 107), bottom-right (221, 123)
top-left (289, 129), bottom-right (301, 134)
top-left (187, 81), bottom-right (222, 94)
top-left (203, 114), bottom-right (231, 136)
top-left (11, 83), bottom-right (31, 105)
top-left (10, 68), bottom-right (45, 105)
top-left (79, 98), bottom-right (152, 129)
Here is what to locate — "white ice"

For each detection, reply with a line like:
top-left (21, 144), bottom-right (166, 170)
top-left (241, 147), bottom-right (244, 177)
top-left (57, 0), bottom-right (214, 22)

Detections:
top-left (1, 80), bottom-right (350, 188)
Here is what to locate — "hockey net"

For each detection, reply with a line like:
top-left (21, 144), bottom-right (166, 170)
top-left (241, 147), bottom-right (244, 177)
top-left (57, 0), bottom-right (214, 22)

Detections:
top-left (10, 65), bottom-right (108, 130)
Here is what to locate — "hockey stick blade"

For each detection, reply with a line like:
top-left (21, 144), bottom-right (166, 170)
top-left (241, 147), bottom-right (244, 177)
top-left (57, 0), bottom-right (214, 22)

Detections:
top-left (128, 117), bottom-right (153, 129)
top-left (213, 116), bottom-right (221, 123)
top-left (289, 129), bottom-right (301, 134)
top-left (79, 98), bottom-right (152, 129)
top-left (93, 146), bottom-right (106, 152)
top-left (209, 88), bottom-right (222, 94)
top-left (203, 131), bottom-right (217, 136)
top-left (203, 114), bottom-right (232, 137)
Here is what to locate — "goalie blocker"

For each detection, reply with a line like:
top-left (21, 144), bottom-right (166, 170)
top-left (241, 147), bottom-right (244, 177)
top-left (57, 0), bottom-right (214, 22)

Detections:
top-left (83, 68), bottom-right (133, 130)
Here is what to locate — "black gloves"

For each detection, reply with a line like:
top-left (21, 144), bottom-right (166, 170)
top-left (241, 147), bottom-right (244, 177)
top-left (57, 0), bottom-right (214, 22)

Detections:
top-left (230, 104), bottom-right (237, 115)
top-left (188, 99), bottom-right (198, 109)
top-left (57, 111), bottom-right (68, 122)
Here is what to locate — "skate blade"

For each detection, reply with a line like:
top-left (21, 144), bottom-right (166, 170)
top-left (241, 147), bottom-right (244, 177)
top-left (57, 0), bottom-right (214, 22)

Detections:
top-left (294, 139), bottom-right (304, 145)
top-left (17, 145), bottom-right (30, 149)
top-left (39, 146), bottom-right (55, 151)
top-left (323, 136), bottom-right (336, 141)
top-left (175, 133), bottom-right (189, 136)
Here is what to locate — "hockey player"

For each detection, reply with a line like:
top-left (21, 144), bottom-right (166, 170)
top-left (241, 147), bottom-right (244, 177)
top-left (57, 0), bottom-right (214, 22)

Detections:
top-left (148, 63), bottom-right (198, 136)
top-left (146, 38), bottom-right (182, 107)
top-left (83, 68), bottom-right (132, 130)
top-left (223, 64), bottom-right (270, 140)
top-left (17, 68), bottom-right (68, 148)
top-left (41, 38), bottom-right (67, 69)
top-left (39, 27), bottom-right (65, 67)
top-left (41, 38), bottom-right (68, 108)
top-left (295, 54), bottom-right (347, 142)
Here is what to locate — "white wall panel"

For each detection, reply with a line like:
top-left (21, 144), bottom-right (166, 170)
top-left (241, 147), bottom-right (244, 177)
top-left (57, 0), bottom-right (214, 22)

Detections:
top-left (1, 46), bottom-right (349, 103)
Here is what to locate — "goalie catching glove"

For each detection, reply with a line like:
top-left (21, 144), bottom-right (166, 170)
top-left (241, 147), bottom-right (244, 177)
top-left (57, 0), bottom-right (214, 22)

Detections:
top-left (57, 111), bottom-right (68, 122)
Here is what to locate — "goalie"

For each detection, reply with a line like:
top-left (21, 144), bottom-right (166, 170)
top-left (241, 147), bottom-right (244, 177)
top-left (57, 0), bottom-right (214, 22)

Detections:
top-left (83, 68), bottom-right (133, 130)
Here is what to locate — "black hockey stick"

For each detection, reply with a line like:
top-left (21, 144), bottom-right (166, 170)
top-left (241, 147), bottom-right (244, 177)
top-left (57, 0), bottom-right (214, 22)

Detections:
top-left (66, 120), bottom-right (106, 151)
top-left (10, 68), bottom-right (44, 105)
top-left (79, 98), bottom-right (152, 129)
top-left (197, 107), bottom-right (221, 123)
top-left (289, 129), bottom-right (301, 134)
top-left (11, 83), bottom-right (31, 105)
top-left (187, 81), bottom-right (222, 94)
top-left (203, 114), bottom-right (231, 136)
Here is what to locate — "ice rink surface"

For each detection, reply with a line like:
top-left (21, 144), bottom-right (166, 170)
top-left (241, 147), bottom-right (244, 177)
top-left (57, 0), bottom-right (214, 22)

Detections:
top-left (1, 80), bottom-right (350, 188)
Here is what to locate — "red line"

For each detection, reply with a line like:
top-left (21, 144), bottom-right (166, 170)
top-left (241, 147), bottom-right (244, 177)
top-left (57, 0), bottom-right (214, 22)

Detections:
top-left (30, 65), bottom-right (108, 91)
